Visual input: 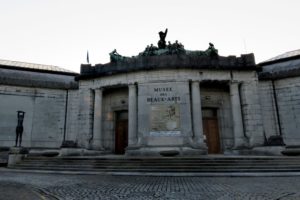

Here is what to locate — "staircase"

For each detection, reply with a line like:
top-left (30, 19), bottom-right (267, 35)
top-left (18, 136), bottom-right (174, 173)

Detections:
top-left (8, 155), bottom-right (300, 173)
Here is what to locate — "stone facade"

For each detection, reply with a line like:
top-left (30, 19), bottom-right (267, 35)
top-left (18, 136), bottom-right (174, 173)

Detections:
top-left (74, 52), bottom-right (266, 156)
top-left (259, 76), bottom-right (300, 146)
top-left (259, 50), bottom-right (300, 148)
top-left (0, 61), bottom-right (78, 148)
top-left (1, 49), bottom-right (300, 156)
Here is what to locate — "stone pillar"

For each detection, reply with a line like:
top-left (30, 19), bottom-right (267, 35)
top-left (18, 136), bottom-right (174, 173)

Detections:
top-left (78, 88), bottom-right (94, 148)
top-left (191, 81), bottom-right (206, 148)
top-left (230, 82), bottom-right (246, 148)
top-left (128, 84), bottom-right (138, 147)
top-left (92, 88), bottom-right (104, 150)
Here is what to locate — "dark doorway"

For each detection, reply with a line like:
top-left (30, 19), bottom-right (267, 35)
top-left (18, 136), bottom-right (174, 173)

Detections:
top-left (115, 111), bottom-right (128, 154)
top-left (202, 108), bottom-right (221, 154)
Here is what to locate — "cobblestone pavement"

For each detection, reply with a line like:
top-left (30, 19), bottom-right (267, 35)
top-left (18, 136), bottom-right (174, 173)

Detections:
top-left (0, 182), bottom-right (46, 200)
top-left (1, 171), bottom-right (300, 200)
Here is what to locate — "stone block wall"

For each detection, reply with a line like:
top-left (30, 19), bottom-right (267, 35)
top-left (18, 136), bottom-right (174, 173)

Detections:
top-left (259, 77), bottom-right (300, 146)
top-left (258, 81), bottom-right (280, 139)
top-left (65, 90), bottom-right (79, 142)
top-left (275, 77), bottom-right (300, 145)
top-left (0, 85), bottom-right (67, 148)
top-left (240, 80), bottom-right (264, 147)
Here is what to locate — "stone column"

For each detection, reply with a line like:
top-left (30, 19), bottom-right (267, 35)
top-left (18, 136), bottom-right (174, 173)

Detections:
top-left (191, 81), bottom-right (206, 147)
top-left (78, 88), bottom-right (94, 149)
top-left (128, 84), bottom-right (138, 147)
top-left (92, 88), bottom-right (104, 150)
top-left (230, 82), bottom-right (246, 148)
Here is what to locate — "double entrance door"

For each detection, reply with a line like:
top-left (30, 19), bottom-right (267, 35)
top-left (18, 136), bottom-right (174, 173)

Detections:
top-left (115, 111), bottom-right (128, 154)
top-left (114, 109), bottom-right (221, 154)
top-left (202, 108), bottom-right (221, 154)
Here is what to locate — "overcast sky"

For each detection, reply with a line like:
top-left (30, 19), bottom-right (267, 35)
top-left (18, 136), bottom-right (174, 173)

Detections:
top-left (0, 0), bottom-right (299, 72)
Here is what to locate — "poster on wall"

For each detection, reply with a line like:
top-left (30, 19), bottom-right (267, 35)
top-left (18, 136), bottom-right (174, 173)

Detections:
top-left (150, 104), bottom-right (181, 136)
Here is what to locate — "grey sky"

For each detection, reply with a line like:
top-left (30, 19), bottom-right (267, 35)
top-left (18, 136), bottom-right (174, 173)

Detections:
top-left (0, 0), bottom-right (299, 72)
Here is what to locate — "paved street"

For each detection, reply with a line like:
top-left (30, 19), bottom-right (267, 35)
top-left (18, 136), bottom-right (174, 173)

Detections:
top-left (1, 171), bottom-right (300, 200)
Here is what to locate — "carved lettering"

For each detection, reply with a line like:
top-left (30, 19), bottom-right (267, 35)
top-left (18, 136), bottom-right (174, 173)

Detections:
top-left (146, 97), bottom-right (181, 103)
top-left (154, 87), bottom-right (172, 92)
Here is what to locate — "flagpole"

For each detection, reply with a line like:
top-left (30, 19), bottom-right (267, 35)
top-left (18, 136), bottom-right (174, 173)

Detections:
top-left (87, 51), bottom-right (90, 64)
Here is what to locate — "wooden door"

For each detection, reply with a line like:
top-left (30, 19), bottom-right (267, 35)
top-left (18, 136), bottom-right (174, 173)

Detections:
top-left (202, 109), bottom-right (221, 154)
top-left (115, 111), bottom-right (128, 154)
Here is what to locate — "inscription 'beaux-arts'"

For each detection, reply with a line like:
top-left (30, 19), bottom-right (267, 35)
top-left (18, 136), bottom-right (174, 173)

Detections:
top-left (147, 96), bottom-right (181, 103)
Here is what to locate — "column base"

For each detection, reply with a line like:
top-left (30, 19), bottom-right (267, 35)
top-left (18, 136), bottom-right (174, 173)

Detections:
top-left (91, 142), bottom-right (105, 151)
top-left (233, 138), bottom-right (249, 149)
top-left (225, 146), bottom-right (285, 156)
top-left (59, 148), bottom-right (106, 156)
top-left (88, 137), bottom-right (105, 151)
top-left (188, 137), bottom-right (208, 150)
top-left (8, 147), bottom-right (28, 167)
top-left (249, 136), bottom-right (265, 147)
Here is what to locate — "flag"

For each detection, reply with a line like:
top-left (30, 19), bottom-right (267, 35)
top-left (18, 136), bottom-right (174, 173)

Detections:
top-left (87, 51), bottom-right (90, 64)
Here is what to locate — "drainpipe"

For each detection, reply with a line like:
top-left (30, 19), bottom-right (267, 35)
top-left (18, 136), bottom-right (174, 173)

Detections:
top-left (238, 83), bottom-right (248, 140)
top-left (271, 80), bottom-right (282, 136)
top-left (63, 90), bottom-right (69, 142)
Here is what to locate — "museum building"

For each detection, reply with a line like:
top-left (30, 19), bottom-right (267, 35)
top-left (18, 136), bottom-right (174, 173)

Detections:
top-left (1, 34), bottom-right (300, 156)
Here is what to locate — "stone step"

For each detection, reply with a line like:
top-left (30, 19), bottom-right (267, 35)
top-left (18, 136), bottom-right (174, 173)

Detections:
top-left (13, 163), bottom-right (300, 169)
top-left (21, 158), bottom-right (300, 163)
top-left (10, 166), bottom-right (300, 173)
top-left (13, 164), bottom-right (300, 169)
top-left (25, 156), bottom-right (300, 160)
top-left (14, 159), bottom-right (300, 165)
top-left (21, 157), bottom-right (300, 162)
top-left (11, 156), bottom-right (300, 173)
top-left (19, 161), bottom-right (300, 166)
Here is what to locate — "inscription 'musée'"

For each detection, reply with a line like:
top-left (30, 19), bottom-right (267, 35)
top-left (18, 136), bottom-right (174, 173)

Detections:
top-left (154, 87), bottom-right (172, 92)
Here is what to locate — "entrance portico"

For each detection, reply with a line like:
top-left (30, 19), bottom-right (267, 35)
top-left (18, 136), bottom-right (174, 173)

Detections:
top-left (76, 41), bottom-right (263, 156)
top-left (85, 70), bottom-right (256, 156)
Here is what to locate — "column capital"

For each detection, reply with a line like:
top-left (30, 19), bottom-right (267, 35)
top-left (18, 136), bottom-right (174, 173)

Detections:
top-left (230, 81), bottom-right (241, 85)
top-left (94, 88), bottom-right (103, 94)
top-left (128, 83), bottom-right (137, 88)
top-left (191, 80), bottom-right (200, 88)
